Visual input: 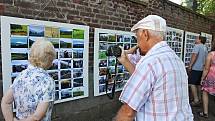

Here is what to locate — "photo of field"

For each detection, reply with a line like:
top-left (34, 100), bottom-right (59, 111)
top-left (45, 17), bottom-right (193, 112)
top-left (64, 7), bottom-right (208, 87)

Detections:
top-left (60, 28), bottom-right (73, 38)
top-left (47, 38), bottom-right (59, 48)
top-left (10, 24), bottom-right (28, 36)
top-left (73, 78), bottom-right (83, 87)
top-left (99, 51), bottom-right (107, 59)
top-left (29, 25), bottom-right (44, 37)
top-left (45, 27), bottom-right (59, 38)
top-left (11, 50), bottom-right (28, 60)
top-left (107, 34), bottom-right (116, 42)
top-left (73, 40), bottom-right (84, 48)
top-left (11, 37), bottom-right (28, 48)
top-left (73, 29), bottom-right (84, 39)
top-left (73, 90), bottom-right (84, 97)
top-left (60, 38), bottom-right (72, 48)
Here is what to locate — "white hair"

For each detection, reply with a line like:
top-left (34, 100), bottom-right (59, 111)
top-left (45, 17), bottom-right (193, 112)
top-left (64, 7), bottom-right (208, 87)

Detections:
top-left (148, 29), bottom-right (166, 40)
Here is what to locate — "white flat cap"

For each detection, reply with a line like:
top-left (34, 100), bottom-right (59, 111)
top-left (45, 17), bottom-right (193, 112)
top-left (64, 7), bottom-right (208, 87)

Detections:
top-left (131, 15), bottom-right (166, 32)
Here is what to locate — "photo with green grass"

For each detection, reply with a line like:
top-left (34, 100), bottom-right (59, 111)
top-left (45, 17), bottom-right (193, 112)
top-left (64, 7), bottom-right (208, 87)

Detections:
top-left (73, 29), bottom-right (84, 39)
top-left (11, 24), bottom-right (28, 36)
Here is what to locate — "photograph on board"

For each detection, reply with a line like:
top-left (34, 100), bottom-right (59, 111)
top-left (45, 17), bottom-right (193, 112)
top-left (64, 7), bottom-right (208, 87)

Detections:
top-left (10, 24), bottom-right (28, 36)
top-left (61, 79), bottom-right (72, 89)
top-left (73, 29), bottom-right (84, 39)
top-left (73, 78), bottom-right (83, 87)
top-left (73, 48), bottom-right (83, 58)
top-left (73, 60), bottom-right (83, 68)
top-left (60, 59), bottom-right (71, 69)
top-left (29, 25), bottom-right (44, 37)
top-left (59, 49), bottom-right (72, 59)
top-left (73, 69), bottom-right (83, 78)
top-left (11, 37), bottom-right (28, 48)
top-left (60, 28), bottom-right (73, 39)
top-left (60, 70), bottom-right (72, 79)
top-left (60, 38), bottom-right (72, 48)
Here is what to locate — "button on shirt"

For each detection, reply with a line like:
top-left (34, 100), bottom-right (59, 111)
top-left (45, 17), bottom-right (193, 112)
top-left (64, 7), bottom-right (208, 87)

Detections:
top-left (120, 41), bottom-right (193, 121)
top-left (11, 64), bottom-right (55, 121)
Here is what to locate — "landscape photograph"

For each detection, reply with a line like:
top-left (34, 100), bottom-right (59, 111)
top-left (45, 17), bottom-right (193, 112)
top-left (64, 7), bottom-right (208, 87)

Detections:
top-left (10, 24), bottom-right (28, 36)
top-left (73, 40), bottom-right (84, 48)
top-left (11, 37), bottom-right (28, 48)
top-left (29, 25), bottom-right (44, 37)
top-left (60, 28), bottom-right (73, 38)
top-left (73, 29), bottom-right (84, 39)
top-left (60, 38), bottom-right (72, 48)
top-left (73, 78), bottom-right (83, 87)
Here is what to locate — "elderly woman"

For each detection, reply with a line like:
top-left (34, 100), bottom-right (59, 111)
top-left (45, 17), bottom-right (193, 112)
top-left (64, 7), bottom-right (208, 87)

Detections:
top-left (1, 40), bottom-right (56, 121)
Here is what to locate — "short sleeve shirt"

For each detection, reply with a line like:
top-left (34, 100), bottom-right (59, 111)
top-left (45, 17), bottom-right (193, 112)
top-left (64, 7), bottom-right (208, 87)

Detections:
top-left (120, 41), bottom-right (193, 121)
top-left (11, 64), bottom-right (55, 121)
top-left (192, 44), bottom-right (208, 71)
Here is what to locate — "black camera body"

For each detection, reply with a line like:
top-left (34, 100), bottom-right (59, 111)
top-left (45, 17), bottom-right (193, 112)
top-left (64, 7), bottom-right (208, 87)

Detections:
top-left (106, 45), bottom-right (122, 58)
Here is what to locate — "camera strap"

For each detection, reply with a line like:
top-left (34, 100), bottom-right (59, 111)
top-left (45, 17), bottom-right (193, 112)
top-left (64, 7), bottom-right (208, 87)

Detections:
top-left (105, 58), bottom-right (118, 99)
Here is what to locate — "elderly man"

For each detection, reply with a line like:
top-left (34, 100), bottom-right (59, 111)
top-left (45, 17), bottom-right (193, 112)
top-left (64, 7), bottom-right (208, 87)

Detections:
top-left (115, 15), bottom-right (193, 121)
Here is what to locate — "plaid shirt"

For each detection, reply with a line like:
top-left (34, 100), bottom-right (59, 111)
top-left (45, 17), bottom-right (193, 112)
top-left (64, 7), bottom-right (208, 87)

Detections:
top-left (120, 41), bottom-right (193, 121)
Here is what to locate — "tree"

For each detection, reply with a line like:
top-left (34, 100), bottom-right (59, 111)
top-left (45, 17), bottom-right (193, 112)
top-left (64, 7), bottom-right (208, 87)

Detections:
top-left (182, 0), bottom-right (215, 15)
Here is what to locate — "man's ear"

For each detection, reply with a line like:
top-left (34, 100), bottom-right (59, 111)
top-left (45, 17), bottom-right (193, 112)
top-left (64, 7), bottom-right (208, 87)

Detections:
top-left (142, 30), bottom-right (149, 42)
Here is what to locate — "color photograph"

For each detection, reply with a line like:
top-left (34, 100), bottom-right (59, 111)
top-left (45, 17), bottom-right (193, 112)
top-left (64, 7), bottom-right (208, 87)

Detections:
top-left (131, 36), bottom-right (137, 43)
top-left (29, 25), bottom-right (44, 37)
top-left (99, 76), bottom-right (106, 84)
top-left (107, 34), bottom-right (116, 42)
top-left (124, 43), bottom-right (130, 50)
top-left (28, 37), bottom-right (44, 48)
top-left (99, 60), bottom-right (107, 67)
top-left (59, 49), bottom-right (72, 58)
top-left (73, 60), bottom-right (83, 68)
top-left (99, 85), bottom-right (106, 93)
top-left (99, 67), bottom-right (107, 76)
top-left (61, 79), bottom-right (72, 89)
top-left (61, 88), bottom-right (72, 99)
top-left (99, 33), bottom-right (108, 41)
top-left (117, 65), bottom-right (124, 73)
top-left (123, 35), bottom-right (131, 43)
top-left (108, 58), bottom-right (116, 66)
top-left (47, 38), bottom-right (59, 48)
top-left (48, 70), bottom-right (59, 80)
top-left (99, 42), bottom-right (108, 50)
top-left (73, 78), bottom-right (83, 87)
top-left (55, 81), bottom-right (59, 90)
top-left (11, 37), bottom-right (28, 48)
top-left (60, 70), bottom-right (71, 79)
top-left (55, 91), bottom-right (59, 100)
top-left (10, 24), bottom-right (28, 36)
top-left (73, 29), bottom-right (84, 39)
top-left (49, 59), bottom-right (58, 70)
top-left (60, 38), bottom-right (72, 48)
top-left (73, 88), bottom-right (84, 97)
top-left (12, 60), bottom-right (28, 73)
top-left (60, 28), bottom-right (73, 38)
top-left (73, 40), bottom-right (84, 48)
top-left (60, 60), bottom-right (71, 69)
top-left (99, 51), bottom-right (107, 60)
top-left (124, 72), bottom-right (130, 80)
top-left (11, 49), bottom-right (28, 60)
top-left (73, 48), bottom-right (83, 58)
top-left (45, 27), bottom-right (59, 38)
top-left (73, 69), bottom-right (83, 78)
top-left (117, 35), bottom-right (124, 42)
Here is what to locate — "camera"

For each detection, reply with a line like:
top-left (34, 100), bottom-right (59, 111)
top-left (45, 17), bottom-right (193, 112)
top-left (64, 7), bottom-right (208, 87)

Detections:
top-left (106, 45), bottom-right (122, 58)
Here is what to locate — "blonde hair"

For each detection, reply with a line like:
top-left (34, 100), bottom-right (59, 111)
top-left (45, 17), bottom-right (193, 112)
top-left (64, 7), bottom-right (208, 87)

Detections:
top-left (29, 39), bottom-right (56, 69)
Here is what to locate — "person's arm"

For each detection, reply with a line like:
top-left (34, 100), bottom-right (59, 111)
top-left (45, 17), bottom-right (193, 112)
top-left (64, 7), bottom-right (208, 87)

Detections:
top-left (1, 88), bottom-right (14, 121)
top-left (201, 53), bottom-right (212, 84)
top-left (17, 102), bottom-right (49, 121)
top-left (188, 53), bottom-right (198, 70)
top-left (117, 45), bottom-right (139, 74)
top-left (115, 104), bottom-right (136, 121)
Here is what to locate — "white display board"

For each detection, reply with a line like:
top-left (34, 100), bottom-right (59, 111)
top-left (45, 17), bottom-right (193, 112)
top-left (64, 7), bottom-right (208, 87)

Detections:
top-left (94, 28), bottom-right (137, 96)
top-left (1, 16), bottom-right (89, 103)
top-left (184, 31), bottom-right (200, 67)
top-left (166, 27), bottom-right (184, 59)
top-left (201, 32), bottom-right (213, 51)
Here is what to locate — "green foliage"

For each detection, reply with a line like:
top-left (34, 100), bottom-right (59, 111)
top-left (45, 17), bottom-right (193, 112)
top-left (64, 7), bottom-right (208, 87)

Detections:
top-left (182, 0), bottom-right (215, 15)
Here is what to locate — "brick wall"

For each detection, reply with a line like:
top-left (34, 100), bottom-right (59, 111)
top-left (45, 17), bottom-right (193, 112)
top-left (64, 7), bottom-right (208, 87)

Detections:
top-left (0, 0), bottom-right (214, 121)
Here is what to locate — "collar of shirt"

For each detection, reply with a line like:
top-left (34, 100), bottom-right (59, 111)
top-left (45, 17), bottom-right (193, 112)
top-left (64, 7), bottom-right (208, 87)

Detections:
top-left (28, 64), bottom-right (46, 73)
